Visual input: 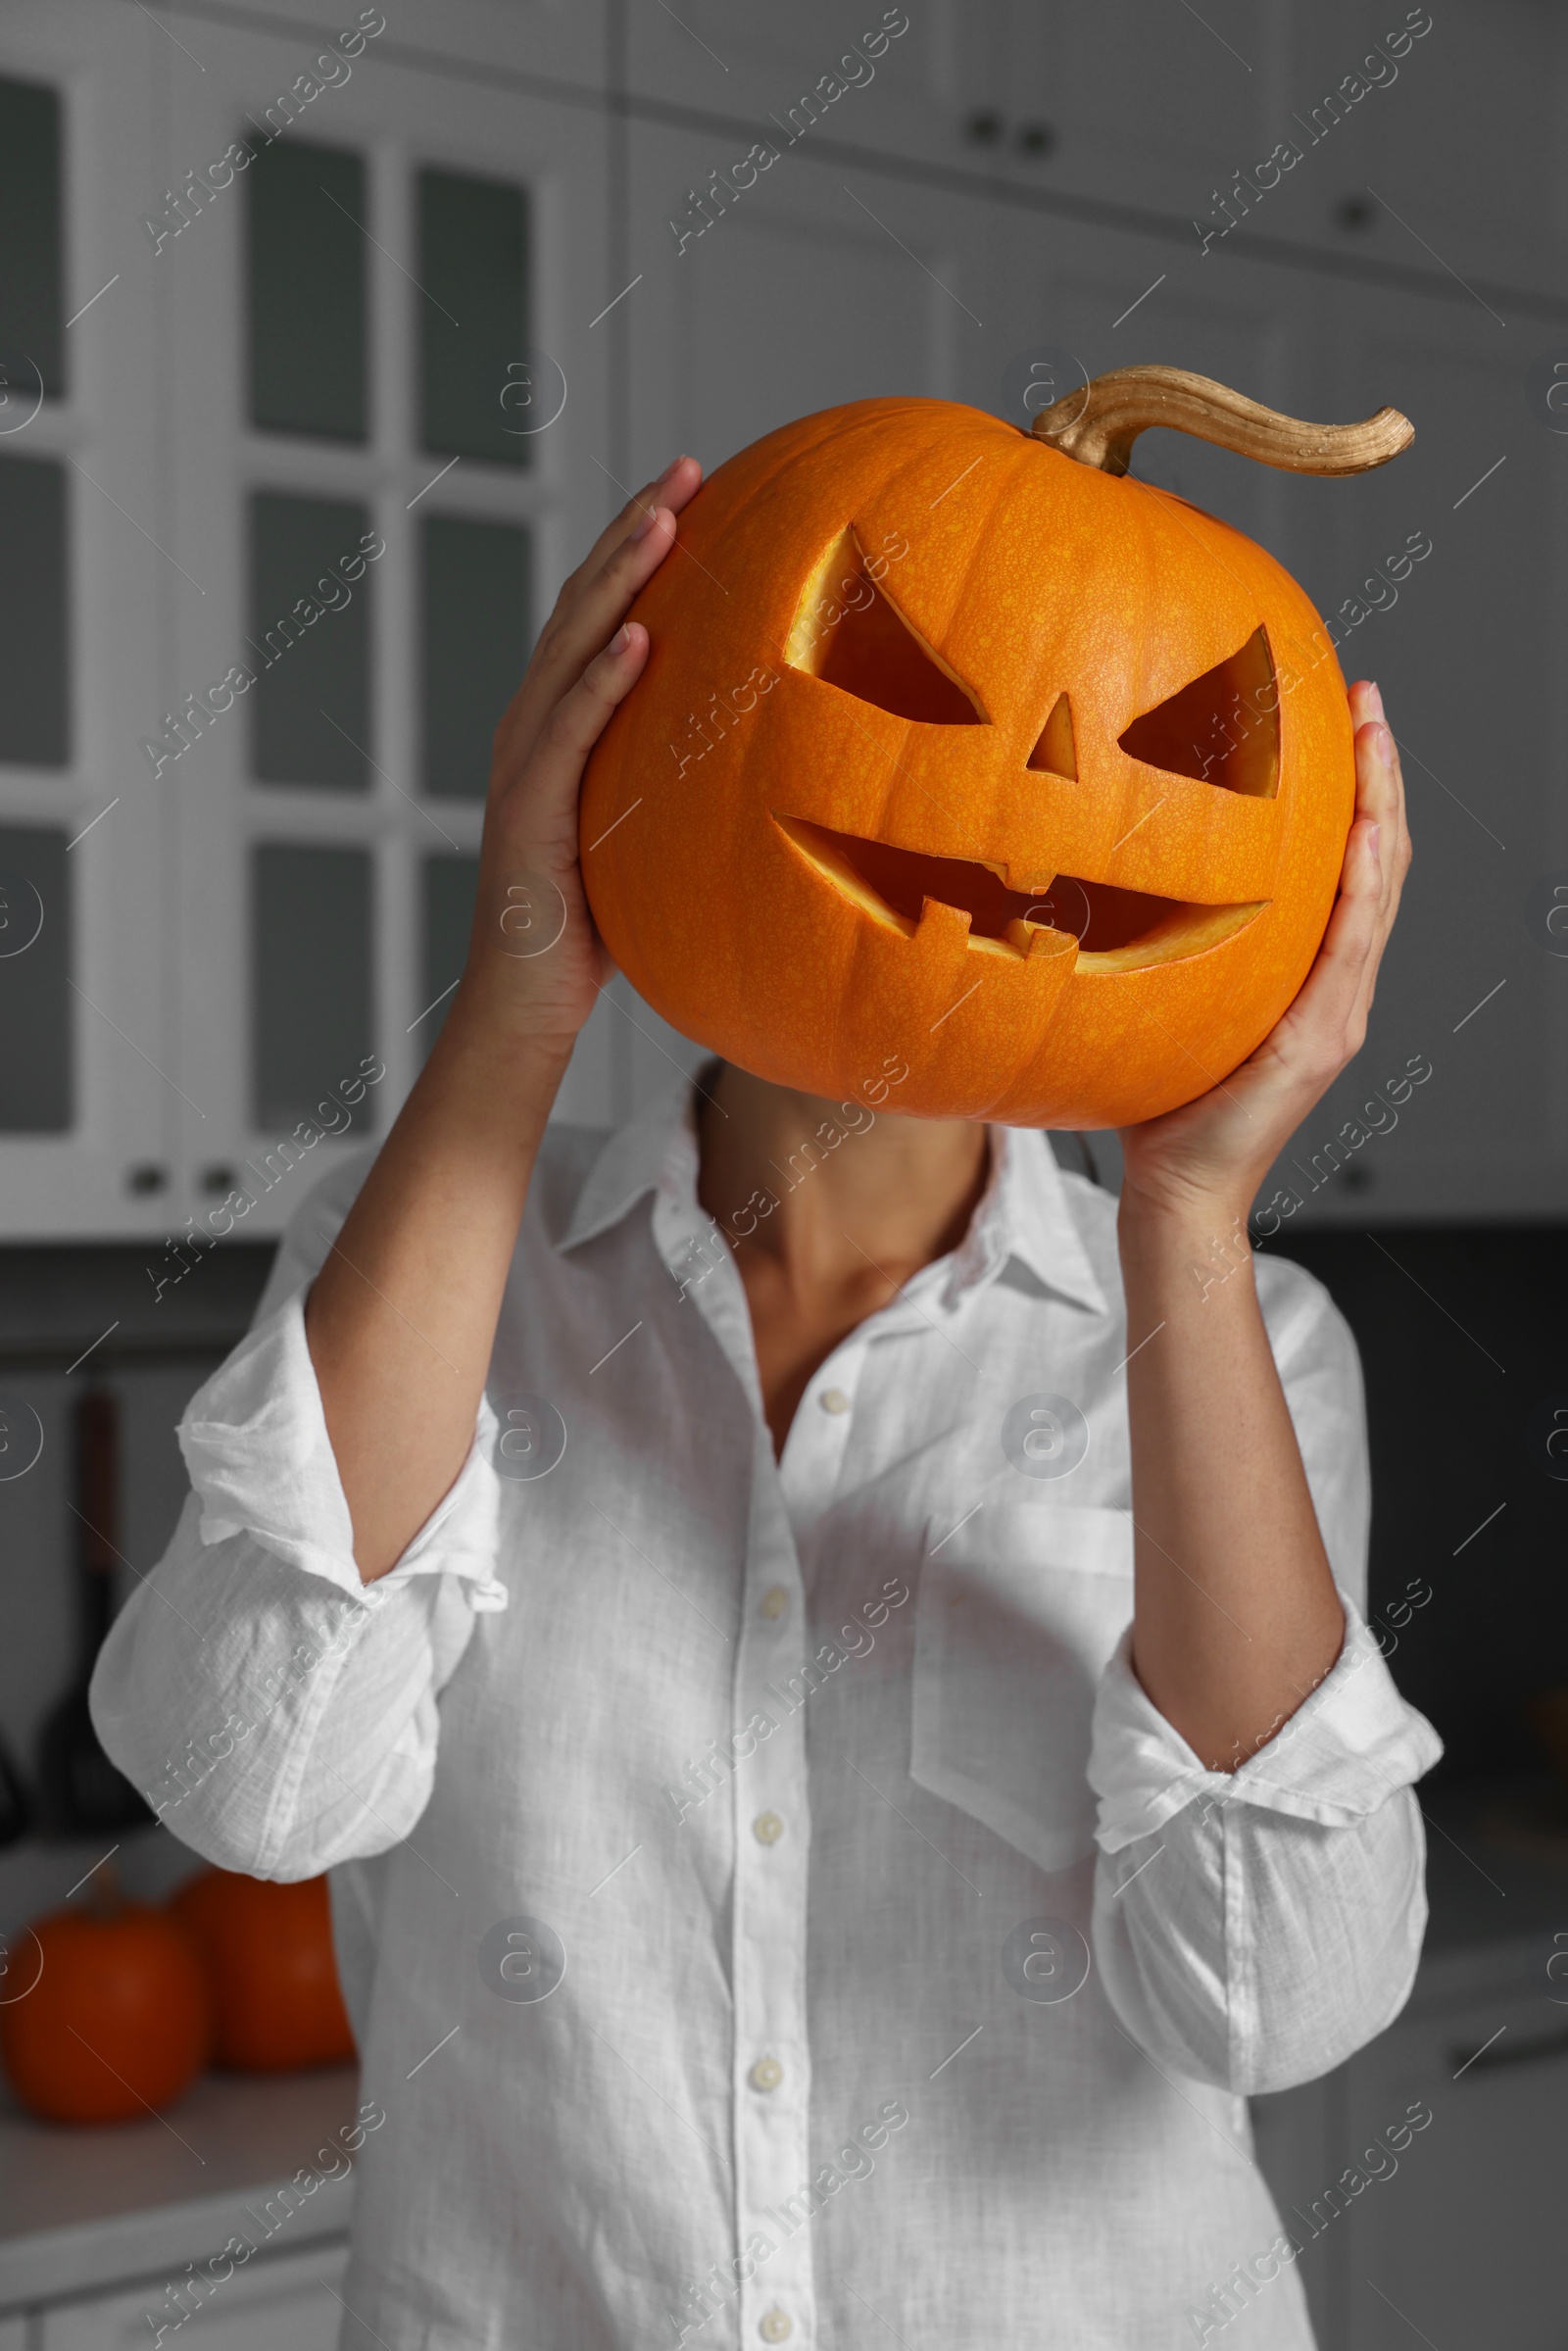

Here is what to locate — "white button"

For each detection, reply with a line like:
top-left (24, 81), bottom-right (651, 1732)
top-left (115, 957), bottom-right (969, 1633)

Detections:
top-left (818, 1386), bottom-right (851, 1414)
top-left (760, 1585), bottom-right (789, 1619)
top-left (759, 2313), bottom-right (793, 2343)
top-left (748, 2055), bottom-right (783, 2092)
top-left (753, 1811), bottom-right (784, 1845)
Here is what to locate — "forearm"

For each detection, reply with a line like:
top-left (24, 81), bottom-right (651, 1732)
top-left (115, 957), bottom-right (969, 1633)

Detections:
top-left (305, 994), bottom-right (568, 1582)
top-left (1117, 1192), bottom-right (1346, 1770)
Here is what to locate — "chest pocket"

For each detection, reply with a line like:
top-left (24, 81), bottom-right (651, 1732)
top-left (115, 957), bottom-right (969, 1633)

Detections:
top-left (910, 1501), bottom-right (1134, 1875)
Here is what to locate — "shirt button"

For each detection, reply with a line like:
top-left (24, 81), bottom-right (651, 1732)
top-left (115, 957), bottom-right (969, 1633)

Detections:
top-left (760, 1585), bottom-right (789, 1619)
top-left (748, 2055), bottom-right (783, 2093)
top-left (753, 1811), bottom-right (784, 1845)
top-left (759, 2314), bottom-right (793, 2343)
top-left (818, 1386), bottom-right (851, 1414)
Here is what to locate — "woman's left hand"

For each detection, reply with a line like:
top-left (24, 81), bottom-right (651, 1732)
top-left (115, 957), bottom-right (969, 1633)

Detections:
top-left (1118, 678), bottom-right (1410, 1221)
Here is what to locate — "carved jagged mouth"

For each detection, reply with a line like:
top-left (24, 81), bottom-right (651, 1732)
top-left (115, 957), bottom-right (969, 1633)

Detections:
top-left (774, 814), bottom-right (1265, 971)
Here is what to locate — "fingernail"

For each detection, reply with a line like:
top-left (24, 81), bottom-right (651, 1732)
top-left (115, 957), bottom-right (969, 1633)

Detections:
top-left (612, 623), bottom-right (632, 653)
top-left (631, 505), bottom-right (662, 541)
top-left (1367, 822), bottom-right (1382, 857)
top-left (657, 454), bottom-right (687, 482)
top-left (1366, 679), bottom-right (1385, 719)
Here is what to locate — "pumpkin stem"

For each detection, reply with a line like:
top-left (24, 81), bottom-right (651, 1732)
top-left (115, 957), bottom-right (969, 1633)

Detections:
top-left (1032, 364), bottom-right (1412, 478)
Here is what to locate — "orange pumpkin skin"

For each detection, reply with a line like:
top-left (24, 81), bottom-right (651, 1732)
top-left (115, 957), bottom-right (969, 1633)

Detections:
top-left (580, 398), bottom-right (1354, 1127)
top-left (0, 1902), bottom-right (211, 2123)
top-left (170, 1868), bottom-right (355, 2073)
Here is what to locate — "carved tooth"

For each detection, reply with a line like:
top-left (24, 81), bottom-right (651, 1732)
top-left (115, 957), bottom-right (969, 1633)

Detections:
top-left (1003, 916), bottom-right (1077, 961)
top-left (914, 896), bottom-right (974, 944)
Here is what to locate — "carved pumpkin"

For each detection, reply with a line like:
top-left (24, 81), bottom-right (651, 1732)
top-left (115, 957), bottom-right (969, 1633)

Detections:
top-left (170, 1867), bottom-right (355, 2073)
top-left (0, 1893), bottom-right (211, 2123)
top-left (581, 367), bottom-right (1411, 1125)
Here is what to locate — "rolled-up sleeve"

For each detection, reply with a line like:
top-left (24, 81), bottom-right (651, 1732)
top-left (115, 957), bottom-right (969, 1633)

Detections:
top-left (1086, 1257), bottom-right (1444, 2095)
top-left (89, 1149), bottom-right (505, 1882)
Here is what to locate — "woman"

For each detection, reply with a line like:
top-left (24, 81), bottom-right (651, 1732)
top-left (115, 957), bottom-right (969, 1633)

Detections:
top-left (95, 455), bottom-right (1440, 2350)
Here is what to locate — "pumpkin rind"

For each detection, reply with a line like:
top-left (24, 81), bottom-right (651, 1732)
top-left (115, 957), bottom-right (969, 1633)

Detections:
top-left (0, 1902), bottom-right (211, 2123)
top-left (581, 397), bottom-right (1356, 1126)
top-left (170, 1867), bottom-right (356, 2073)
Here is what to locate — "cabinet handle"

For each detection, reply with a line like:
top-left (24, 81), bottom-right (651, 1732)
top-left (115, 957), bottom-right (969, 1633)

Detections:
top-left (1449, 2025), bottom-right (1568, 2076)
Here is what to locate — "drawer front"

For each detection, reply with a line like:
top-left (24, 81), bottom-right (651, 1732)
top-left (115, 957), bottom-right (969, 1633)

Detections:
top-left (41, 2239), bottom-right (348, 2350)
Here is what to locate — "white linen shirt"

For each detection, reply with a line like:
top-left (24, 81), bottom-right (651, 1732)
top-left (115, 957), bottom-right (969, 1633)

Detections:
top-left (92, 1077), bottom-right (1443, 2351)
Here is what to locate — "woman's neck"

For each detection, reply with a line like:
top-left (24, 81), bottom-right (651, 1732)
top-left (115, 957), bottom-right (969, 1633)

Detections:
top-left (695, 1062), bottom-right (991, 1453)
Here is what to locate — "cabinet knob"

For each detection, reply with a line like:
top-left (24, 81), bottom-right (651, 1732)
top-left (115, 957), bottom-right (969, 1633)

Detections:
top-left (963, 109), bottom-right (1004, 145)
top-left (1016, 122), bottom-right (1056, 156)
top-left (124, 1162), bottom-right (169, 1195)
top-left (200, 1163), bottom-right (239, 1195)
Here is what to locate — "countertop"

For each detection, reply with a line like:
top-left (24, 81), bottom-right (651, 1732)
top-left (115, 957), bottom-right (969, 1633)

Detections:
top-left (0, 2062), bottom-right (358, 2312)
top-left (1, 1780), bottom-right (1564, 2314)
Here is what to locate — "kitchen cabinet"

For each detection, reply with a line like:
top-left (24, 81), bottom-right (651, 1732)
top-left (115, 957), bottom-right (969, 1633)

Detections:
top-left (0, 0), bottom-right (623, 1240)
top-left (39, 2240), bottom-right (347, 2349)
top-left (623, 0), bottom-right (946, 177)
top-left (1252, 1929), bottom-right (1568, 2350)
top-left (1254, 274), bottom-right (1568, 1223)
top-left (0, 2065), bottom-right (358, 2348)
top-left (2, 0), bottom-right (1567, 1233)
top-left (156, 6), bottom-right (619, 1234)
top-left (0, 4), bottom-right (172, 1234)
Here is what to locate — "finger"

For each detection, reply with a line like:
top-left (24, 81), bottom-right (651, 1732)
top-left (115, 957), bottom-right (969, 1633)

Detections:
top-left (1350, 720), bottom-right (1403, 919)
top-left (535, 502), bottom-right (685, 691)
top-left (1264, 813), bottom-right (1383, 1077)
top-left (1350, 681), bottom-right (1412, 883)
top-left (492, 507), bottom-right (678, 777)
top-left (534, 620), bottom-right (652, 782)
top-left (564, 456), bottom-right (703, 599)
top-left (1338, 718), bottom-right (1410, 1038)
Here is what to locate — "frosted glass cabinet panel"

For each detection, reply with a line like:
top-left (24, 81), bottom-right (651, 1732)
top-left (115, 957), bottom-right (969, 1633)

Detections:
top-left (0, 822), bottom-right (71, 1132)
top-left (0, 455), bottom-right (69, 767)
top-left (248, 492), bottom-right (373, 790)
top-left (420, 514), bottom-right (531, 800)
top-left (0, 7), bottom-right (167, 1231)
top-left (246, 138), bottom-right (368, 443)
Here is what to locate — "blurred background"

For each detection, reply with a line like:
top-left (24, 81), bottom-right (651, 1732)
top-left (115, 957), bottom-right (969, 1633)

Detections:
top-left (0, 0), bottom-right (1564, 2343)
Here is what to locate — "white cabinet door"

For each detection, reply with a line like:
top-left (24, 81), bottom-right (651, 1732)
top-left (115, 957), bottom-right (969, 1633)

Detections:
top-left (198, 0), bottom-right (608, 93)
top-left (1280, 0), bottom-right (1565, 303)
top-left (42, 2236), bottom-right (348, 2350)
top-left (624, 0), bottom-right (945, 174)
top-left (1331, 1989), bottom-right (1568, 2351)
top-left (0, 2), bottom-right (172, 1234)
top-left (1256, 273), bottom-right (1566, 1223)
top-left (159, 8), bottom-right (619, 1239)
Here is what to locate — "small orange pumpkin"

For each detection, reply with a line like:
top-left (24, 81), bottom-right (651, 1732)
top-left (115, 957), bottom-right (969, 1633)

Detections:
top-left (170, 1868), bottom-right (355, 2073)
top-left (581, 367), bottom-right (1412, 1126)
top-left (0, 1893), bottom-right (211, 2123)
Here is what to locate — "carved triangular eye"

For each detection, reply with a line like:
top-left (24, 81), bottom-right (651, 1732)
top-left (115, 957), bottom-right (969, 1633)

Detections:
top-left (787, 527), bottom-right (985, 725)
top-left (1117, 624), bottom-right (1279, 799)
top-left (1027, 693), bottom-right (1077, 780)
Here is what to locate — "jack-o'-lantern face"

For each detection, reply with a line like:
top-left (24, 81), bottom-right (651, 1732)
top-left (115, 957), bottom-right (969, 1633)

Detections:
top-left (581, 377), bottom-right (1410, 1125)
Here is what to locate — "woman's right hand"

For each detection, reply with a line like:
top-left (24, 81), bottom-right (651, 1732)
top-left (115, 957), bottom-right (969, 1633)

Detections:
top-left (452, 453), bottom-right (704, 1056)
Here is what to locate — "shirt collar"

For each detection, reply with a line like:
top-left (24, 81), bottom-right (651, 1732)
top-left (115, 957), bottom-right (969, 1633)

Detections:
top-left (938, 1122), bottom-right (1108, 1317)
top-left (559, 1072), bottom-right (701, 1253)
top-left (559, 1075), bottom-right (1108, 1319)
